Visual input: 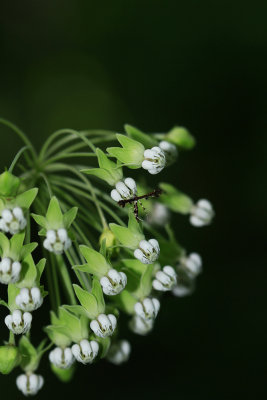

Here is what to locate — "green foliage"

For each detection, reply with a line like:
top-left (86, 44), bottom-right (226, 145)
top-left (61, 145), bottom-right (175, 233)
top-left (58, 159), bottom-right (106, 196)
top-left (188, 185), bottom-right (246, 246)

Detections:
top-left (82, 148), bottom-right (123, 185)
top-left (159, 182), bottom-right (193, 213)
top-left (165, 126), bottom-right (196, 149)
top-left (0, 345), bottom-right (20, 374)
top-left (107, 134), bottom-right (145, 169)
top-left (0, 171), bottom-right (20, 197)
top-left (124, 124), bottom-right (157, 149)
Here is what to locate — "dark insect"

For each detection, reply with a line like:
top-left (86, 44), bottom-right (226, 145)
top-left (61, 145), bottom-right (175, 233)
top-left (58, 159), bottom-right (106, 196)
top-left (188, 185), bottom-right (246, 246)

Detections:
top-left (118, 188), bottom-right (163, 221)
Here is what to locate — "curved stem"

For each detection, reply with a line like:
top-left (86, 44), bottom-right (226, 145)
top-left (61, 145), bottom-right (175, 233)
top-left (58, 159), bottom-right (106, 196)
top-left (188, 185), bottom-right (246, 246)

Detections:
top-left (0, 118), bottom-right (37, 162)
top-left (45, 163), bottom-right (108, 229)
top-left (9, 146), bottom-right (30, 173)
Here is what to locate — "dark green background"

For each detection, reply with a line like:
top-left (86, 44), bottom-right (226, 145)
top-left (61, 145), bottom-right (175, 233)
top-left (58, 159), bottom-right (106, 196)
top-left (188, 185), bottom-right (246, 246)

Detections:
top-left (0, 0), bottom-right (266, 398)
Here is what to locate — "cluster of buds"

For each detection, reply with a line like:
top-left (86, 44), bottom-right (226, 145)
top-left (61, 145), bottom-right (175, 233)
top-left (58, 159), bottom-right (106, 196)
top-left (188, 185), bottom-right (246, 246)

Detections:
top-left (0, 207), bottom-right (26, 235)
top-left (0, 124), bottom-right (214, 397)
top-left (43, 228), bottom-right (71, 254)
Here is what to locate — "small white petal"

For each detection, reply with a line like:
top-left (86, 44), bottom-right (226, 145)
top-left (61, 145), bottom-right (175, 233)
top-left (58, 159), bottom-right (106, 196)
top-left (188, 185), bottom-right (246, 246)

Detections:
top-left (111, 189), bottom-right (123, 202)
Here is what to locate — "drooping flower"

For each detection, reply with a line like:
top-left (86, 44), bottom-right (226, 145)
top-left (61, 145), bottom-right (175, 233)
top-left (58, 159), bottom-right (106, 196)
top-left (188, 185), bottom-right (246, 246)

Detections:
top-left (134, 297), bottom-right (160, 321)
top-left (43, 228), bottom-right (71, 255)
top-left (0, 257), bottom-right (21, 284)
top-left (152, 266), bottom-right (177, 291)
top-left (5, 310), bottom-right (32, 335)
top-left (16, 287), bottom-right (43, 312)
top-left (16, 373), bottom-right (44, 396)
top-left (134, 239), bottom-right (160, 264)
top-left (179, 253), bottom-right (202, 277)
top-left (90, 314), bottom-right (117, 338)
top-left (147, 202), bottom-right (170, 226)
top-left (0, 207), bottom-right (26, 235)
top-left (142, 147), bottom-right (166, 175)
top-left (100, 269), bottom-right (127, 296)
top-left (107, 340), bottom-right (131, 365)
top-left (190, 199), bottom-right (214, 227)
top-left (49, 347), bottom-right (74, 369)
top-left (110, 178), bottom-right (137, 202)
top-left (129, 315), bottom-right (154, 336)
top-left (72, 340), bottom-right (99, 364)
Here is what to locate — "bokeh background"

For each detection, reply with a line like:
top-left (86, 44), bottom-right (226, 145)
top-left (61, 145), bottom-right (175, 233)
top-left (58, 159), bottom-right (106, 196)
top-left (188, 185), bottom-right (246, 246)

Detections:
top-left (0, 0), bottom-right (266, 398)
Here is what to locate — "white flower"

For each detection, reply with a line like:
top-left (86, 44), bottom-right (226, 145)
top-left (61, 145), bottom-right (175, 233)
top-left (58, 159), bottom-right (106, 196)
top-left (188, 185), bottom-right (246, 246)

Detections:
top-left (72, 340), bottom-right (99, 364)
top-left (100, 269), bottom-right (127, 296)
top-left (134, 239), bottom-right (160, 264)
top-left (5, 310), bottom-right (32, 335)
top-left (90, 314), bottom-right (117, 338)
top-left (16, 373), bottom-right (44, 396)
top-left (43, 228), bottom-right (71, 254)
top-left (190, 199), bottom-right (214, 227)
top-left (159, 141), bottom-right (178, 164)
top-left (179, 253), bottom-right (202, 277)
top-left (172, 270), bottom-right (195, 297)
top-left (111, 178), bottom-right (137, 202)
top-left (134, 297), bottom-right (160, 321)
top-left (0, 207), bottom-right (26, 235)
top-left (0, 257), bottom-right (21, 284)
top-left (107, 340), bottom-right (131, 365)
top-left (129, 315), bottom-right (154, 336)
top-left (152, 266), bottom-right (177, 291)
top-left (16, 287), bottom-right (43, 312)
top-left (142, 146), bottom-right (166, 175)
top-left (147, 202), bottom-right (170, 226)
top-left (49, 347), bottom-right (74, 369)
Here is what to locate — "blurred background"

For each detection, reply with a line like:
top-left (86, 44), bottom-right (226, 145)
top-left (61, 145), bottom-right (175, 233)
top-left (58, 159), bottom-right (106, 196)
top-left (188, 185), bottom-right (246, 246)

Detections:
top-left (0, 0), bottom-right (266, 398)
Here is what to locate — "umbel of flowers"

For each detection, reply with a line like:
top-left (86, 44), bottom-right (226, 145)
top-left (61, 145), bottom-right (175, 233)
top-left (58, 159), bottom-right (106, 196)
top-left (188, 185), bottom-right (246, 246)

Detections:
top-left (0, 119), bottom-right (214, 396)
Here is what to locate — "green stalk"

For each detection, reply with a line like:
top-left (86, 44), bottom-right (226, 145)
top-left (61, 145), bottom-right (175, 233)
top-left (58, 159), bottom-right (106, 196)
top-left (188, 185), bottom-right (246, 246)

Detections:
top-left (0, 118), bottom-right (37, 163)
top-left (56, 255), bottom-right (77, 305)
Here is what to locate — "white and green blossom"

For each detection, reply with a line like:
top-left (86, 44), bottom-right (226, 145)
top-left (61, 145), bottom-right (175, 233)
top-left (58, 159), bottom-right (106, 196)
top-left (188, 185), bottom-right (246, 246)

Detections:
top-left (152, 266), bottom-right (177, 291)
top-left (49, 347), bottom-right (74, 369)
top-left (72, 340), bottom-right (99, 364)
top-left (142, 146), bottom-right (166, 175)
top-left (100, 269), bottom-right (127, 296)
top-left (134, 239), bottom-right (160, 264)
top-left (16, 373), bottom-right (44, 396)
top-left (90, 314), bottom-right (117, 338)
top-left (16, 287), bottom-right (43, 312)
top-left (0, 257), bottom-right (21, 284)
top-left (107, 340), bottom-right (131, 365)
top-left (0, 207), bottom-right (26, 234)
top-left (43, 228), bottom-right (71, 254)
top-left (5, 309), bottom-right (32, 335)
top-left (190, 199), bottom-right (214, 227)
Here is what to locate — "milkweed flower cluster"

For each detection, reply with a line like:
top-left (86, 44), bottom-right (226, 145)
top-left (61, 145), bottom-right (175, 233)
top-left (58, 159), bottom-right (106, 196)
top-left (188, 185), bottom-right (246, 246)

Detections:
top-left (0, 121), bottom-right (214, 395)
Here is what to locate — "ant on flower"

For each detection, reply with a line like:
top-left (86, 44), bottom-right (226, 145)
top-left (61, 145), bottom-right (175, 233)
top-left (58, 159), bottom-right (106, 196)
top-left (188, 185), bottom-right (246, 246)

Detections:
top-left (117, 188), bottom-right (163, 221)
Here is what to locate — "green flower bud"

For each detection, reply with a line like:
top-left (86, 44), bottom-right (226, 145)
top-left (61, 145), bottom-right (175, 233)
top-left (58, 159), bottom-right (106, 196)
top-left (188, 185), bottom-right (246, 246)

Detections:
top-left (0, 171), bottom-right (20, 197)
top-left (0, 345), bottom-right (20, 375)
top-left (165, 126), bottom-right (196, 149)
top-left (99, 228), bottom-right (117, 248)
top-left (51, 363), bottom-right (76, 382)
